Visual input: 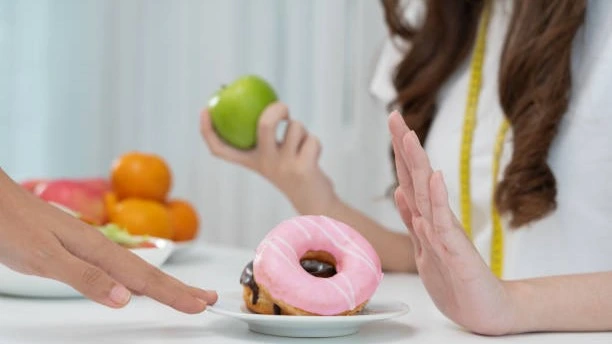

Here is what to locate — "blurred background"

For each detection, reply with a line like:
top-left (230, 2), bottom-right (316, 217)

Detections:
top-left (0, 0), bottom-right (403, 249)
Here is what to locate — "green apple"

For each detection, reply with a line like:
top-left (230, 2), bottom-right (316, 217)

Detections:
top-left (208, 75), bottom-right (278, 149)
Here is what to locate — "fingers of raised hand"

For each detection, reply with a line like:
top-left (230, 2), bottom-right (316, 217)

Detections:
top-left (430, 172), bottom-right (454, 234)
top-left (411, 172), bottom-right (469, 260)
top-left (388, 111), bottom-right (410, 140)
top-left (394, 188), bottom-right (422, 255)
top-left (402, 131), bottom-right (434, 220)
top-left (429, 171), bottom-right (473, 256)
top-left (388, 112), bottom-right (412, 176)
top-left (388, 112), bottom-right (421, 220)
top-left (411, 216), bottom-right (441, 259)
top-left (391, 135), bottom-right (420, 216)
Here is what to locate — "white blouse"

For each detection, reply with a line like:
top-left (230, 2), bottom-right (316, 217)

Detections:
top-left (370, 0), bottom-right (612, 279)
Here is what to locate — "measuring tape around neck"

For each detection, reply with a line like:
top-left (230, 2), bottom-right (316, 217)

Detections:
top-left (459, 0), bottom-right (509, 278)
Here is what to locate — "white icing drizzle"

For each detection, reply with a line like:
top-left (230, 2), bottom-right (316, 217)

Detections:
top-left (339, 273), bottom-right (356, 307)
top-left (265, 239), bottom-right (300, 269)
top-left (301, 217), bottom-right (379, 276)
top-left (321, 216), bottom-right (383, 282)
top-left (322, 216), bottom-right (376, 268)
top-left (324, 278), bottom-right (355, 310)
top-left (291, 219), bottom-right (312, 239)
top-left (273, 236), bottom-right (298, 260)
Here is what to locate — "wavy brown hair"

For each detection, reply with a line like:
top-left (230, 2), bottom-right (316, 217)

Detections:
top-left (382, 0), bottom-right (586, 228)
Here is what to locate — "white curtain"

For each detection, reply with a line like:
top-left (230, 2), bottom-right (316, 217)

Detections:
top-left (0, 0), bottom-right (404, 248)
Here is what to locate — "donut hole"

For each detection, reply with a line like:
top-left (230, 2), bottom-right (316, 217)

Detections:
top-left (300, 250), bottom-right (337, 278)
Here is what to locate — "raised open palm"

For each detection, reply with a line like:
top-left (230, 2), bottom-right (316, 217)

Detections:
top-left (388, 111), bottom-right (517, 335)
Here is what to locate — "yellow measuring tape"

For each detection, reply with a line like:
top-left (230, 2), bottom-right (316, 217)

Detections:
top-left (459, 0), bottom-right (509, 278)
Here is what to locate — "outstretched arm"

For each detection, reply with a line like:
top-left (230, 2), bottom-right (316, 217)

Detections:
top-left (0, 168), bottom-right (217, 312)
top-left (388, 110), bottom-right (612, 335)
top-left (508, 272), bottom-right (612, 333)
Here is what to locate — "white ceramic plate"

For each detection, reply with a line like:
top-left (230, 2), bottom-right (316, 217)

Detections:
top-left (208, 291), bottom-right (411, 338)
top-left (0, 238), bottom-right (174, 298)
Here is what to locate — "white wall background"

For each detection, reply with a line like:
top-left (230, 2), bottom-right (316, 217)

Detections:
top-left (0, 0), bottom-right (404, 249)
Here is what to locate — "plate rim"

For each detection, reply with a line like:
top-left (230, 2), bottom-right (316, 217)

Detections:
top-left (207, 291), bottom-right (411, 324)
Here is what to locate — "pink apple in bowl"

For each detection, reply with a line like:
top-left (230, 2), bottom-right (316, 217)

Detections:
top-left (34, 179), bottom-right (110, 225)
top-left (74, 178), bottom-right (111, 194)
top-left (20, 179), bottom-right (47, 192)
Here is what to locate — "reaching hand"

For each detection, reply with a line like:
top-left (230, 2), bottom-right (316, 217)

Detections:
top-left (200, 102), bottom-right (338, 214)
top-left (0, 171), bottom-right (217, 313)
top-left (388, 111), bottom-right (517, 335)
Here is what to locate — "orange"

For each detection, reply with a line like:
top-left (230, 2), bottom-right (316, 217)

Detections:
top-left (106, 193), bottom-right (173, 239)
top-left (167, 199), bottom-right (200, 242)
top-left (111, 152), bottom-right (172, 202)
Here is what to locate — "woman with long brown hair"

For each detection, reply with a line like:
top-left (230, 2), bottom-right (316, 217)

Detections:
top-left (201, 0), bottom-right (612, 334)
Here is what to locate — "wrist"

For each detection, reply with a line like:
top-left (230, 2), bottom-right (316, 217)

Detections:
top-left (291, 190), bottom-right (342, 216)
top-left (504, 280), bottom-right (535, 334)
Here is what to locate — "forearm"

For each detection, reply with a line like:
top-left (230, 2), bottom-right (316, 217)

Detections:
top-left (299, 196), bottom-right (416, 273)
top-left (507, 271), bottom-right (612, 333)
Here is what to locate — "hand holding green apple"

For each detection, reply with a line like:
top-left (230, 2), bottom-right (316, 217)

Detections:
top-left (201, 86), bottom-right (339, 217)
top-left (208, 75), bottom-right (278, 149)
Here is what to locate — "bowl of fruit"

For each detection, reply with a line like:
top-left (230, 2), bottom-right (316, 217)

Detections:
top-left (21, 152), bottom-right (200, 246)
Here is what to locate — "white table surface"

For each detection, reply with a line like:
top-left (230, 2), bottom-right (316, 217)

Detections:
top-left (0, 243), bottom-right (610, 344)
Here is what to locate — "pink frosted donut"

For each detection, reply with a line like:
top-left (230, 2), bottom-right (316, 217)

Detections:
top-left (252, 215), bottom-right (383, 315)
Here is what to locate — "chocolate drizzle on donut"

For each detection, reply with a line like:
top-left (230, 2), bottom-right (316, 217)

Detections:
top-left (239, 261), bottom-right (259, 304)
top-left (240, 259), bottom-right (337, 305)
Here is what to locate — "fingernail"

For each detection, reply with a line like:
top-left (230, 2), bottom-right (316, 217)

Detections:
top-left (207, 291), bottom-right (219, 304)
top-left (110, 284), bottom-right (131, 306)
